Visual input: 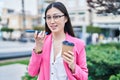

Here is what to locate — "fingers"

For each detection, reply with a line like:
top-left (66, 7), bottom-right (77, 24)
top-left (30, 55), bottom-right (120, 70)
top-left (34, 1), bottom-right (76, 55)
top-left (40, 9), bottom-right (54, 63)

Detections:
top-left (62, 51), bottom-right (75, 72)
top-left (62, 51), bottom-right (73, 59)
top-left (34, 30), bottom-right (45, 39)
top-left (34, 30), bottom-right (38, 39)
top-left (38, 31), bottom-right (45, 38)
top-left (62, 52), bottom-right (71, 62)
top-left (62, 51), bottom-right (74, 63)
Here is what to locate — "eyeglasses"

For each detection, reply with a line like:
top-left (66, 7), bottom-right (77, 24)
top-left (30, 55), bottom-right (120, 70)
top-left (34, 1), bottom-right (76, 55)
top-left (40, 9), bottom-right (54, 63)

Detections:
top-left (44, 15), bottom-right (64, 22)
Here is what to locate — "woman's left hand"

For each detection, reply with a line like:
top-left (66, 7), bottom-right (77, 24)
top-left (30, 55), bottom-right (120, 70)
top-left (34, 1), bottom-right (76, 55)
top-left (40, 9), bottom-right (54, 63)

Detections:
top-left (62, 51), bottom-right (75, 73)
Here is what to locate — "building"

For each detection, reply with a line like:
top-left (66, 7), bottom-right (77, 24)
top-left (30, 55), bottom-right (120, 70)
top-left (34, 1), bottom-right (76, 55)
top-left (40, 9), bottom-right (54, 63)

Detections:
top-left (1, 0), bottom-right (119, 42)
top-left (93, 13), bottom-right (120, 38)
top-left (1, 0), bottom-right (43, 30)
top-left (55, 0), bottom-right (120, 41)
top-left (1, 8), bottom-right (35, 30)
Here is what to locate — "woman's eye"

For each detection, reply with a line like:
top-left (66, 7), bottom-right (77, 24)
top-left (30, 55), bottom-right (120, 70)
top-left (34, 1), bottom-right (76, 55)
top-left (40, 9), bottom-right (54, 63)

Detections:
top-left (53, 16), bottom-right (59, 19)
top-left (47, 16), bottom-right (51, 19)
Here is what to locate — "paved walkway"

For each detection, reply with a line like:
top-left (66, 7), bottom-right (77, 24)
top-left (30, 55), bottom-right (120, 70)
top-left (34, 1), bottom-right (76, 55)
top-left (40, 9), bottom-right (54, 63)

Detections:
top-left (0, 64), bottom-right (27, 80)
top-left (0, 40), bottom-right (34, 80)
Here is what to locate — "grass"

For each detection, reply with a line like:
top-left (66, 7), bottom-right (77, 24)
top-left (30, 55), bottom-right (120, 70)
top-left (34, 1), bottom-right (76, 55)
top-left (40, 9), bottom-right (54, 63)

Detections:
top-left (0, 58), bottom-right (30, 66)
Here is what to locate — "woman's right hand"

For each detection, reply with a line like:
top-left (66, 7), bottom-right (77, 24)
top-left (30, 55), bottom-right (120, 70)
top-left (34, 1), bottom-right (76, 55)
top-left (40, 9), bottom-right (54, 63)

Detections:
top-left (34, 31), bottom-right (46, 51)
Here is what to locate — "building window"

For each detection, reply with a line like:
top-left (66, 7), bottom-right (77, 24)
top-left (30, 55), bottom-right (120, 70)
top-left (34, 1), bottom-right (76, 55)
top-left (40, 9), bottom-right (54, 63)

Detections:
top-left (7, 9), bottom-right (14, 13)
top-left (78, 12), bottom-right (85, 15)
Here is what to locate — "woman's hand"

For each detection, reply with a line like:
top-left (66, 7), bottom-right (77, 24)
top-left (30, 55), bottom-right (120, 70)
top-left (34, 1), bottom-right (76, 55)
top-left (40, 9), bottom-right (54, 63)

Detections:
top-left (34, 31), bottom-right (46, 52)
top-left (62, 51), bottom-right (75, 73)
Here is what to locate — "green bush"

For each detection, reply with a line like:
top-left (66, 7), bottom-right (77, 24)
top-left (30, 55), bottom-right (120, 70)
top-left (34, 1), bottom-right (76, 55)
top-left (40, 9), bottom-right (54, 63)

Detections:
top-left (86, 43), bottom-right (120, 80)
top-left (87, 25), bottom-right (102, 33)
top-left (1, 27), bottom-right (14, 32)
top-left (22, 72), bottom-right (37, 80)
top-left (109, 73), bottom-right (120, 80)
top-left (33, 26), bottom-right (45, 31)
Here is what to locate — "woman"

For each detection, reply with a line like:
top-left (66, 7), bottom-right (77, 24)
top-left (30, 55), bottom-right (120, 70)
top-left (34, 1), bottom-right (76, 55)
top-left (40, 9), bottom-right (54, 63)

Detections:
top-left (28, 2), bottom-right (88, 80)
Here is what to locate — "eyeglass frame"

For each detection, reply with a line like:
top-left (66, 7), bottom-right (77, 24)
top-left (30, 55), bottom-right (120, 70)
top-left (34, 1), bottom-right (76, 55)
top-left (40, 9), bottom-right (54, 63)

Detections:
top-left (44, 14), bottom-right (65, 22)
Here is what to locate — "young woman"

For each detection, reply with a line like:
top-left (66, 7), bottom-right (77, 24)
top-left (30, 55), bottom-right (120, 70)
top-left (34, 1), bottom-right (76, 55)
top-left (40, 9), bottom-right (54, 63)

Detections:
top-left (28, 2), bottom-right (88, 80)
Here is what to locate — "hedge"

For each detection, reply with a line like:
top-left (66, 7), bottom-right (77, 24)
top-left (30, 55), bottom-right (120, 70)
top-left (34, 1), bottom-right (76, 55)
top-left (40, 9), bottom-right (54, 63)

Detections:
top-left (86, 43), bottom-right (120, 80)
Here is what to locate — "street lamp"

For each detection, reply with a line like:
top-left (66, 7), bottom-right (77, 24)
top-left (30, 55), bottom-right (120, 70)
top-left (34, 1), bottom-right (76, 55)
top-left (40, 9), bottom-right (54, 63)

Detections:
top-left (21, 0), bottom-right (26, 30)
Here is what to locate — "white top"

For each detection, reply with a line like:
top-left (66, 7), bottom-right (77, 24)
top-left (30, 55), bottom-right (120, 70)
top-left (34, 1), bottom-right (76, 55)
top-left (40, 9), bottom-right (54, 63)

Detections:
top-left (50, 43), bottom-right (68, 80)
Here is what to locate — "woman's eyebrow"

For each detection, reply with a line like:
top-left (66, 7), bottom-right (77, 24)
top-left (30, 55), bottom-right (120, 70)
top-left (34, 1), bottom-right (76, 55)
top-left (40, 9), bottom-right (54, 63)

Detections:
top-left (46, 13), bottom-right (63, 16)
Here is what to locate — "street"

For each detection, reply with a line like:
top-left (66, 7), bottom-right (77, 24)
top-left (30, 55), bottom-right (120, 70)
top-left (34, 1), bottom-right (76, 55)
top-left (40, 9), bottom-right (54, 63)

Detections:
top-left (0, 40), bottom-right (34, 60)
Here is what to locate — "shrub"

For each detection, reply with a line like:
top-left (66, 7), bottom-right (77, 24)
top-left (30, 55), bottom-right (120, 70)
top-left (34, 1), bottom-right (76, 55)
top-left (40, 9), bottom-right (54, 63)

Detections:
top-left (22, 72), bottom-right (37, 80)
top-left (1, 27), bottom-right (14, 32)
top-left (87, 25), bottom-right (102, 33)
top-left (86, 43), bottom-right (120, 80)
top-left (109, 73), bottom-right (120, 80)
top-left (33, 26), bottom-right (45, 31)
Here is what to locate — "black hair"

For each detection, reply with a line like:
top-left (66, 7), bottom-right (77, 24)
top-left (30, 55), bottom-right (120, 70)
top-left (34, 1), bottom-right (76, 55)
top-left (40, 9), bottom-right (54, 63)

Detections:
top-left (44, 2), bottom-right (75, 37)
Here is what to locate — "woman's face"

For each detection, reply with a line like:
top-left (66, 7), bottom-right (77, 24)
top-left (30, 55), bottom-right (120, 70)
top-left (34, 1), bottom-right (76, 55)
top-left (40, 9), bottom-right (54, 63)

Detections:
top-left (45, 7), bottom-right (67, 33)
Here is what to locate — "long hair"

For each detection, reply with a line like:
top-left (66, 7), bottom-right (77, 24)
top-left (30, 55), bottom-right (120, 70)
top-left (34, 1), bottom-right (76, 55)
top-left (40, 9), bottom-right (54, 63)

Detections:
top-left (44, 2), bottom-right (75, 37)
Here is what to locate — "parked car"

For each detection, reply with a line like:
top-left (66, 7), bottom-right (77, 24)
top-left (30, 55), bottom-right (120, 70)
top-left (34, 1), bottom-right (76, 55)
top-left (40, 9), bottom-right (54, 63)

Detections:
top-left (18, 38), bottom-right (28, 43)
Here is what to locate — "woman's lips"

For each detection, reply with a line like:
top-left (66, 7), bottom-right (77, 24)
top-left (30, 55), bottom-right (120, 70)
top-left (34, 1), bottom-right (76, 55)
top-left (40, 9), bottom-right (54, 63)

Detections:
top-left (50, 25), bottom-right (57, 30)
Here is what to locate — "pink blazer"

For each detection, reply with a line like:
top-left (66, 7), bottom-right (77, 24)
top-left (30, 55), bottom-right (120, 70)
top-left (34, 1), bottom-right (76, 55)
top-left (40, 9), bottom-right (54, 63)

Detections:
top-left (28, 33), bottom-right (88, 80)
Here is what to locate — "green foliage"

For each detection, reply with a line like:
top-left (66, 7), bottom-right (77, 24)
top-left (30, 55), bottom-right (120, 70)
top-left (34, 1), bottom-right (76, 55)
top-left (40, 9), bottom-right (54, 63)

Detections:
top-left (0, 17), bottom-right (1, 21)
top-left (86, 43), bottom-right (120, 80)
top-left (87, 25), bottom-right (102, 33)
top-left (22, 72), bottom-right (37, 80)
top-left (109, 73), bottom-right (120, 80)
top-left (33, 26), bottom-right (45, 31)
top-left (0, 59), bottom-right (29, 66)
top-left (1, 27), bottom-right (14, 32)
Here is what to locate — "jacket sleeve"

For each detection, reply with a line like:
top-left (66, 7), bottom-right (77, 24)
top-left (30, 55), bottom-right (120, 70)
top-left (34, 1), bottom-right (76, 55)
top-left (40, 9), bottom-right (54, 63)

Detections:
top-left (27, 50), bottom-right (43, 77)
top-left (72, 41), bottom-right (88, 80)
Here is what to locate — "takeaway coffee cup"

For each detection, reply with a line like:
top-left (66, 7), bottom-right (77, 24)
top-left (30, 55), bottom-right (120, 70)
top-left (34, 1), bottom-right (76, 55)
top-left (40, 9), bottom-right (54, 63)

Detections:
top-left (62, 40), bottom-right (74, 55)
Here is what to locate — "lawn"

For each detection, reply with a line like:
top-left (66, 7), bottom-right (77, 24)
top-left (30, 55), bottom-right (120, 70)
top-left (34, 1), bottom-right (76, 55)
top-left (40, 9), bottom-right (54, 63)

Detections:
top-left (0, 58), bottom-right (29, 66)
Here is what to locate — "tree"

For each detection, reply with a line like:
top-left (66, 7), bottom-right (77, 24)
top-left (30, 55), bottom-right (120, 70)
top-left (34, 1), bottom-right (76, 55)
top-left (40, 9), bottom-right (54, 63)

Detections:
top-left (87, 25), bottom-right (102, 33)
top-left (87, 0), bottom-right (120, 15)
top-left (33, 26), bottom-right (45, 31)
top-left (0, 17), bottom-right (1, 21)
top-left (21, 0), bottom-right (26, 30)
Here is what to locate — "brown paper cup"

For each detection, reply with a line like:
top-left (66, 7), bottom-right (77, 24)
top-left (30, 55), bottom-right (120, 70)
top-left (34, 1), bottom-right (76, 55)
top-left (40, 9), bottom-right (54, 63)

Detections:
top-left (62, 44), bottom-right (74, 55)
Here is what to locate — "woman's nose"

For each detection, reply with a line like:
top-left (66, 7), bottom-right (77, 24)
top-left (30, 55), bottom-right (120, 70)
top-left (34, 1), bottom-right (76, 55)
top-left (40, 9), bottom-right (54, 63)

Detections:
top-left (50, 17), bottom-right (55, 23)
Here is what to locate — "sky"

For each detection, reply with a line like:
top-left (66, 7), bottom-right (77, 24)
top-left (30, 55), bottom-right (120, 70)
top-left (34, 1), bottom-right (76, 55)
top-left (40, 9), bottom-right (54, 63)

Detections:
top-left (0, 0), bottom-right (4, 16)
top-left (0, 0), bottom-right (38, 16)
top-left (0, 0), bottom-right (86, 16)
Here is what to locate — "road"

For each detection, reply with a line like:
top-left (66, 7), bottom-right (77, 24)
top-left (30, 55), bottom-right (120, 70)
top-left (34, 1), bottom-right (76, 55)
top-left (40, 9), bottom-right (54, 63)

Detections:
top-left (0, 40), bottom-right (34, 60)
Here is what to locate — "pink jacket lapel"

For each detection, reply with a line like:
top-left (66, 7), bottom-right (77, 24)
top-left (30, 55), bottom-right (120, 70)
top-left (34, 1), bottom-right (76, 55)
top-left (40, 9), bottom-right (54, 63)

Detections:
top-left (43, 34), bottom-right (52, 80)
